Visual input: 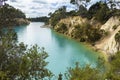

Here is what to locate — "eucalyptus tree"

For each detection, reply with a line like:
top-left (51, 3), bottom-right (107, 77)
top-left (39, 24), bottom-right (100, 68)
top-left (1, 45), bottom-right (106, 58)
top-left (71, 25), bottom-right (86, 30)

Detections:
top-left (100, 0), bottom-right (120, 10)
top-left (70, 0), bottom-right (91, 7)
top-left (70, 0), bottom-right (91, 17)
top-left (107, 0), bottom-right (120, 10)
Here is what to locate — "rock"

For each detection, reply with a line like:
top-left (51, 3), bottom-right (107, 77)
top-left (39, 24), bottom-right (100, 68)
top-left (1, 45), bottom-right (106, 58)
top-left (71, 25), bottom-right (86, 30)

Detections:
top-left (54, 16), bottom-right (120, 54)
top-left (95, 16), bottom-right (120, 55)
top-left (14, 18), bottom-right (30, 26)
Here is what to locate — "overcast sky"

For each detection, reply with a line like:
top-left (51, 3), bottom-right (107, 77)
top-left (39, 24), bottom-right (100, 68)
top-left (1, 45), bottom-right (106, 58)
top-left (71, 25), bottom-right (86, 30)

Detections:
top-left (6, 0), bottom-right (99, 18)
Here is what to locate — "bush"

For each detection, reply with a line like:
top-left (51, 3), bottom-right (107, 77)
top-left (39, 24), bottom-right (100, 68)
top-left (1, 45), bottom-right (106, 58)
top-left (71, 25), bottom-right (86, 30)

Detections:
top-left (112, 25), bottom-right (118, 30)
top-left (0, 29), bottom-right (52, 80)
top-left (88, 2), bottom-right (110, 23)
top-left (115, 30), bottom-right (120, 44)
top-left (55, 23), bottom-right (67, 33)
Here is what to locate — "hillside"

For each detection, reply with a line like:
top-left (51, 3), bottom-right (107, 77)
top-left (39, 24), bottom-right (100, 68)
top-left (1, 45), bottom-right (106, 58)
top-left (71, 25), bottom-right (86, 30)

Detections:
top-left (0, 4), bottom-right (30, 27)
top-left (53, 16), bottom-right (120, 55)
top-left (95, 16), bottom-right (120, 55)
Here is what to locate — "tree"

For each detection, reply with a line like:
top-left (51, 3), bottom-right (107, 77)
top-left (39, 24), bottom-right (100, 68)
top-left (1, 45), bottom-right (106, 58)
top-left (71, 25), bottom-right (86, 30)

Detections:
top-left (49, 6), bottom-right (67, 26)
top-left (106, 51), bottom-right (120, 80)
top-left (88, 1), bottom-right (110, 23)
top-left (115, 30), bottom-right (120, 44)
top-left (107, 0), bottom-right (120, 10)
top-left (0, 29), bottom-right (53, 80)
top-left (65, 62), bottom-right (105, 80)
top-left (0, 4), bottom-right (26, 27)
top-left (70, 0), bottom-right (91, 9)
top-left (70, 0), bottom-right (90, 17)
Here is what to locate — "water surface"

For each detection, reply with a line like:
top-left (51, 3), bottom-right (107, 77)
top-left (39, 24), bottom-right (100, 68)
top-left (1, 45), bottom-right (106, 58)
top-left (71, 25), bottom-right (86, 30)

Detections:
top-left (15, 22), bottom-right (100, 76)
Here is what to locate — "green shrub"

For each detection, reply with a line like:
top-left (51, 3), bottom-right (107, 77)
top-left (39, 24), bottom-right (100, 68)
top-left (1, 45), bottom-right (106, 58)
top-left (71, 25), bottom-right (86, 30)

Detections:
top-left (55, 23), bottom-right (67, 33)
top-left (115, 30), bottom-right (120, 44)
top-left (112, 25), bottom-right (118, 30)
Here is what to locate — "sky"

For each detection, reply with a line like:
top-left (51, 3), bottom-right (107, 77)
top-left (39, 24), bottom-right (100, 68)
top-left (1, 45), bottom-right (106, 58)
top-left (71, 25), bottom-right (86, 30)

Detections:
top-left (6, 0), bottom-right (99, 18)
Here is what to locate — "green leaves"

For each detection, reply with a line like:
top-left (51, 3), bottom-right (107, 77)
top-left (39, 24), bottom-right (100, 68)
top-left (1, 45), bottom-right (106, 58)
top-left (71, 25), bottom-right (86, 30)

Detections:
top-left (0, 4), bottom-right (26, 27)
top-left (65, 62), bottom-right (103, 80)
top-left (0, 30), bottom-right (52, 80)
top-left (49, 6), bottom-right (67, 26)
top-left (115, 30), bottom-right (120, 45)
top-left (105, 52), bottom-right (120, 79)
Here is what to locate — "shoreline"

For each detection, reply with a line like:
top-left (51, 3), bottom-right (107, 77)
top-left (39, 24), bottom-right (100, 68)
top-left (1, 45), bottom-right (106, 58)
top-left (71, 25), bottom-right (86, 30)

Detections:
top-left (51, 29), bottom-right (108, 61)
top-left (41, 24), bottom-right (52, 28)
top-left (42, 23), bottom-right (109, 61)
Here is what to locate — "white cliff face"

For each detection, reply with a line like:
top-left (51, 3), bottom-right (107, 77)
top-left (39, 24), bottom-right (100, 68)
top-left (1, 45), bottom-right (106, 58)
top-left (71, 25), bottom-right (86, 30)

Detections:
top-left (55, 16), bottom-right (120, 54)
top-left (102, 30), bottom-right (119, 54)
top-left (101, 16), bottom-right (120, 32)
top-left (96, 16), bottom-right (120, 54)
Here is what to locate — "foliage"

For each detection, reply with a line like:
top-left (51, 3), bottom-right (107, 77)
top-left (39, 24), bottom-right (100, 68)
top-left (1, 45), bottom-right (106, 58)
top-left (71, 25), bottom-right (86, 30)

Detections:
top-left (65, 62), bottom-right (105, 80)
top-left (0, 4), bottom-right (26, 27)
top-left (70, 0), bottom-right (90, 18)
top-left (49, 0), bottom-right (120, 27)
top-left (112, 25), bottom-right (118, 30)
top-left (49, 6), bottom-right (67, 26)
top-left (115, 30), bottom-right (120, 45)
top-left (55, 23), bottom-right (67, 33)
top-left (28, 16), bottom-right (49, 23)
top-left (78, 5), bottom-right (88, 17)
top-left (88, 2), bottom-right (110, 23)
top-left (70, 0), bottom-right (91, 8)
top-left (66, 10), bottom-right (78, 16)
top-left (0, 29), bottom-right (52, 80)
top-left (70, 23), bottom-right (104, 42)
top-left (106, 51), bottom-right (120, 80)
top-left (65, 52), bottom-right (120, 80)
top-left (107, 0), bottom-right (120, 10)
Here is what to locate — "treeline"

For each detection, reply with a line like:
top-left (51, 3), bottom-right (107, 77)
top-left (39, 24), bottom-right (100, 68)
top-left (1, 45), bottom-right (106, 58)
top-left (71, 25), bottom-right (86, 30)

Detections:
top-left (28, 16), bottom-right (49, 22)
top-left (48, 0), bottom-right (120, 43)
top-left (0, 0), bottom-right (120, 80)
top-left (48, 0), bottom-right (120, 26)
top-left (0, 4), bottom-right (29, 27)
top-left (0, 29), bottom-right (120, 79)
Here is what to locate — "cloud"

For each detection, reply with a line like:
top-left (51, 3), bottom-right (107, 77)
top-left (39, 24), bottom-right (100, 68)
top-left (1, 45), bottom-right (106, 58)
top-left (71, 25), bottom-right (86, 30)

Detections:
top-left (6, 0), bottom-right (76, 17)
top-left (9, 0), bottom-right (17, 2)
top-left (32, 0), bottom-right (47, 4)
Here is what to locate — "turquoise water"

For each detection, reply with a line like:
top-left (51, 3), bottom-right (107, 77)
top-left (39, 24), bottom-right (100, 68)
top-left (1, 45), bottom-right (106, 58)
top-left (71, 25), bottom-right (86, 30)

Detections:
top-left (15, 22), bottom-right (100, 77)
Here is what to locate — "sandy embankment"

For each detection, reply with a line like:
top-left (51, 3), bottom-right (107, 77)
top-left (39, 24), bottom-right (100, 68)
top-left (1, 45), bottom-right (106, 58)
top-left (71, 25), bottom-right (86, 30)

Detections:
top-left (95, 16), bottom-right (120, 55)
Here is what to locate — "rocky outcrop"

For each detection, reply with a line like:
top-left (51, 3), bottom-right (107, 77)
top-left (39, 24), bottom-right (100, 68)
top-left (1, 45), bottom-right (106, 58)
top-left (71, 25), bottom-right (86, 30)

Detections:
top-left (14, 18), bottom-right (30, 26)
top-left (55, 16), bottom-right (88, 37)
top-left (95, 16), bottom-right (120, 55)
top-left (54, 16), bottom-right (120, 55)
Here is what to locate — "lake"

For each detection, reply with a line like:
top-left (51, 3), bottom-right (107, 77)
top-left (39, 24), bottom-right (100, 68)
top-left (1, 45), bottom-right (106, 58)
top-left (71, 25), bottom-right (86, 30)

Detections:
top-left (15, 22), bottom-right (100, 78)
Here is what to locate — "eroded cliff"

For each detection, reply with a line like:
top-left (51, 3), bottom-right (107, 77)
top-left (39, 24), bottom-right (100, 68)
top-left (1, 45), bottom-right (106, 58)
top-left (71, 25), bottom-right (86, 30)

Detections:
top-left (54, 16), bottom-right (120, 54)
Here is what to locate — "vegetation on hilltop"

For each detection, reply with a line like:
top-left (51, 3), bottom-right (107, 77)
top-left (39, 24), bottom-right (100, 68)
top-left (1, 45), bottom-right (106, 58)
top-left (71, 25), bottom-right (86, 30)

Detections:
top-left (0, 4), bottom-right (29, 27)
top-left (48, 0), bottom-right (120, 44)
top-left (28, 16), bottom-right (49, 23)
top-left (47, 0), bottom-right (120, 79)
top-left (0, 0), bottom-right (120, 80)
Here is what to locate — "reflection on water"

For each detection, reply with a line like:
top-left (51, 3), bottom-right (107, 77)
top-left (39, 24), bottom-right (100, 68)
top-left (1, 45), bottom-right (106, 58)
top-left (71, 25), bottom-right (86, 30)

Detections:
top-left (15, 22), bottom-right (100, 76)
